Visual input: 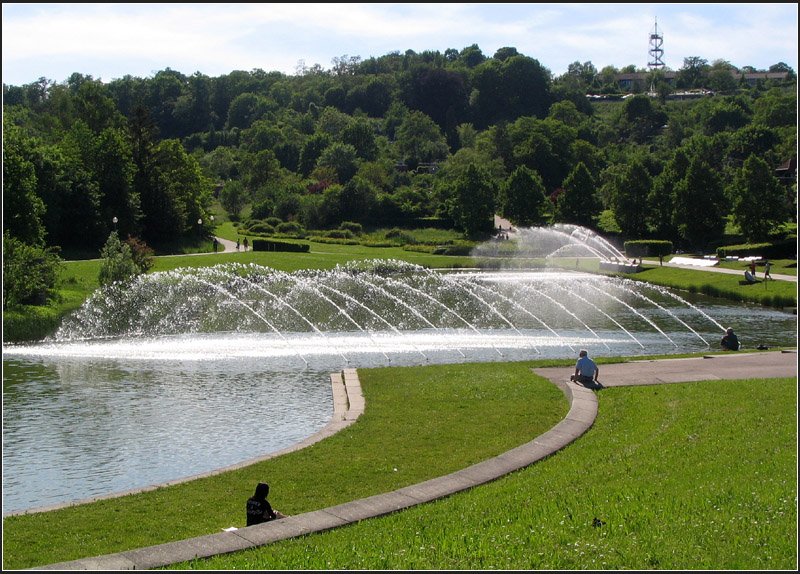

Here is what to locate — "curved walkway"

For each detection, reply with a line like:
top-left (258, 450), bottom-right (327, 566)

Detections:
top-left (214, 236), bottom-right (246, 253)
top-left (34, 351), bottom-right (797, 570)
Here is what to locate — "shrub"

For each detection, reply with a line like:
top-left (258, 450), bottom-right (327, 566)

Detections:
top-left (2, 231), bottom-right (62, 309)
top-left (716, 239), bottom-right (797, 259)
top-left (339, 221), bottom-right (363, 235)
top-left (326, 229), bottom-right (354, 239)
top-left (385, 228), bottom-right (417, 244)
top-left (248, 222), bottom-right (276, 234)
top-left (624, 240), bottom-right (673, 259)
top-left (124, 235), bottom-right (154, 273)
top-left (252, 239), bottom-right (310, 252)
top-left (98, 232), bottom-right (140, 286)
top-left (276, 221), bottom-right (306, 237)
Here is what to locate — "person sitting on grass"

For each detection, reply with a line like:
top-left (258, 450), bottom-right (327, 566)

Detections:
top-left (721, 328), bottom-right (740, 351)
top-left (569, 349), bottom-right (601, 388)
top-left (246, 482), bottom-right (285, 526)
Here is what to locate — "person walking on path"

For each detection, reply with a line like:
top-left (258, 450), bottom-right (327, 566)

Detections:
top-left (236, 238), bottom-right (240, 251)
top-left (570, 349), bottom-right (601, 388)
top-left (243, 237), bottom-right (249, 252)
top-left (763, 260), bottom-right (772, 280)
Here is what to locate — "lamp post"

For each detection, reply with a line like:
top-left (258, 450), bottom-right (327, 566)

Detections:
top-left (112, 216), bottom-right (118, 232)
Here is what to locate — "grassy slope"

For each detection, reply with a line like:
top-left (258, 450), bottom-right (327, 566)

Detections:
top-left (182, 376), bottom-right (798, 571)
top-left (2, 361), bottom-right (568, 569)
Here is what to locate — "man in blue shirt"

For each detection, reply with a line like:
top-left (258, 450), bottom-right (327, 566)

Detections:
top-left (570, 349), bottom-right (600, 387)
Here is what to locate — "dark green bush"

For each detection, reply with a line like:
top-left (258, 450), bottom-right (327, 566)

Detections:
top-left (624, 240), bottom-right (673, 258)
top-left (276, 221), bottom-right (306, 237)
top-left (385, 228), bottom-right (417, 244)
top-left (251, 239), bottom-right (309, 252)
top-left (3, 231), bottom-right (63, 309)
top-left (325, 229), bottom-right (354, 239)
top-left (716, 239), bottom-right (797, 259)
top-left (247, 222), bottom-right (275, 234)
top-left (339, 221), bottom-right (363, 235)
top-left (433, 244), bottom-right (474, 256)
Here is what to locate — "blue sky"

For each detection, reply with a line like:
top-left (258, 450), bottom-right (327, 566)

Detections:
top-left (2, 3), bottom-right (797, 86)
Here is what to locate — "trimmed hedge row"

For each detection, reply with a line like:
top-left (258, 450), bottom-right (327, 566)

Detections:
top-left (716, 238), bottom-right (797, 259)
top-left (623, 240), bottom-right (673, 258)
top-left (251, 239), bottom-right (309, 253)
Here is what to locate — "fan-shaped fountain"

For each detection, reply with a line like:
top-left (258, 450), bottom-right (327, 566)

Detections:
top-left (475, 223), bottom-right (640, 272)
top-left (3, 228), bottom-right (796, 514)
top-left (37, 259), bottom-right (726, 360)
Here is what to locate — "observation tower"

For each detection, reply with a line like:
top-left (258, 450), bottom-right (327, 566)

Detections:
top-left (648, 18), bottom-right (665, 70)
top-left (647, 18), bottom-right (665, 93)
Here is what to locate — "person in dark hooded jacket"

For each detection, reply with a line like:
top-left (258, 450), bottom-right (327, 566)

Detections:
top-left (246, 482), bottom-right (281, 526)
top-left (721, 328), bottom-right (740, 351)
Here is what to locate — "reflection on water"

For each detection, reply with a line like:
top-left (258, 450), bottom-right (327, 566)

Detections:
top-left (2, 268), bottom-right (797, 515)
top-left (2, 355), bottom-right (332, 514)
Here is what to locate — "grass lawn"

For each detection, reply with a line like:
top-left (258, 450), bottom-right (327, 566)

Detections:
top-left (1, 361), bottom-right (568, 569)
top-left (626, 264), bottom-right (796, 308)
top-left (174, 375), bottom-right (797, 571)
top-left (714, 258), bottom-right (797, 277)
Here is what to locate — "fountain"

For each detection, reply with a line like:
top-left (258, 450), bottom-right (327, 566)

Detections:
top-left (3, 228), bottom-right (797, 515)
top-left (477, 223), bottom-right (641, 272)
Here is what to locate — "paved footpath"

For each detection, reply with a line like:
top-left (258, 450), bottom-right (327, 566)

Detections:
top-left (34, 351), bottom-right (797, 570)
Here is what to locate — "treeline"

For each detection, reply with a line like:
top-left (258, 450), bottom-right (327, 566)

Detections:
top-left (3, 45), bottom-right (797, 264)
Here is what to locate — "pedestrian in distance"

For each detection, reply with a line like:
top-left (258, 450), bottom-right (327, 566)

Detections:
top-left (243, 237), bottom-right (249, 252)
top-left (763, 260), bottom-right (772, 280)
top-left (236, 238), bottom-right (240, 251)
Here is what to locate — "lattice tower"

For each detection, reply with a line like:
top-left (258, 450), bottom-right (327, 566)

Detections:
top-left (648, 18), bottom-right (664, 70)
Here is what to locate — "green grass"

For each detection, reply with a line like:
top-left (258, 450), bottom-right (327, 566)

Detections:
top-left (714, 258), bottom-right (797, 277)
top-left (173, 376), bottom-right (797, 571)
top-left (627, 264), bottom-right (797, 308)
top-left (1, 361), bottom-right (568, 569)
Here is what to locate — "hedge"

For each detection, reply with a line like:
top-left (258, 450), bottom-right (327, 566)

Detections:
top-left (716, 238), bottom-right (797, 259)
top-left (624, 240), bottom-right (673, 258)
top-left (251, 239), bottom-right (309, 253)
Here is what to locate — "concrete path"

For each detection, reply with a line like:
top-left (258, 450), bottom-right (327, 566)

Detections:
top-left (33, 350), bottom-right (797, 571)
top-left (214, 236), bottom-right (251, 253)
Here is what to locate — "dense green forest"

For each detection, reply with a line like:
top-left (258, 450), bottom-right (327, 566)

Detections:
top-left (2, 45), bottom-right (797, 307)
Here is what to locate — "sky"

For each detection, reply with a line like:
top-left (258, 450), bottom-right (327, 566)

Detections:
top-left (2, 3), bottom-right (798, 87)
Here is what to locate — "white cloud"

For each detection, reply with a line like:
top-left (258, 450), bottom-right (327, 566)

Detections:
top-left (2, 3), bottom-right (796, 85)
